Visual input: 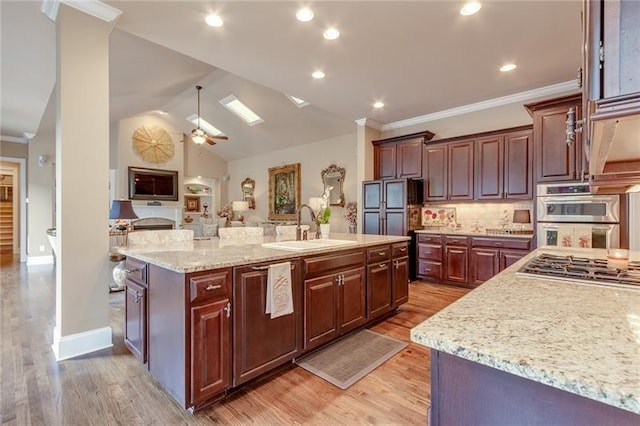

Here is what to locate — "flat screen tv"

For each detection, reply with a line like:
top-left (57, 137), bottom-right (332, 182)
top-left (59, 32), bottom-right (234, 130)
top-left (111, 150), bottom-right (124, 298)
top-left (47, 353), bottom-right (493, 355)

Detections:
top-left (128, 167), bottom-right (179, 201)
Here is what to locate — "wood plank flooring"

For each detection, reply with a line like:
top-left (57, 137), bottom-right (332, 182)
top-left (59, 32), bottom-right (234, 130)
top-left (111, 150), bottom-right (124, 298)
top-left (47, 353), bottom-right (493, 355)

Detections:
top-left (0, 256), bottom-right (468, 424)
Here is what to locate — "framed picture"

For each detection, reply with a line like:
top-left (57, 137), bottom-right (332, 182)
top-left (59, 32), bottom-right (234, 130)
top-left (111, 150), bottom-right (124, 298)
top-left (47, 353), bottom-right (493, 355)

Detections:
top-left (185, 196), bottom-right (200, 212)
top-left (268, 163), bottom-right (301, 220)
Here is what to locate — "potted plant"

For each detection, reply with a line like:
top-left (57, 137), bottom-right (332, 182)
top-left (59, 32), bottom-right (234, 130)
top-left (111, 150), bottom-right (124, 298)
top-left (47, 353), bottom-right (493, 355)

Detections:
top-left (344, 201), bottom-right (357, 233)
top-left (317, 207), bottom-right (331, 238)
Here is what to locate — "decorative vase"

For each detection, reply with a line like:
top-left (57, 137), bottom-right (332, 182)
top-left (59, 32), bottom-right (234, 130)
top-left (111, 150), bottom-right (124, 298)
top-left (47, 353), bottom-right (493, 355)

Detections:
top-left (348, 224), bottom-right (357, 234)
top-left (320, 223), bottom-right (330, 239)
top-left (218, 217), bottom-right (228, 228)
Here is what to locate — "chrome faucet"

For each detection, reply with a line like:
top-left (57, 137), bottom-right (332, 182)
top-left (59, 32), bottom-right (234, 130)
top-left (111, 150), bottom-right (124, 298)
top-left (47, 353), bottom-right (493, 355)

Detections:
top-left (296, 204), bottom-right (317, 240)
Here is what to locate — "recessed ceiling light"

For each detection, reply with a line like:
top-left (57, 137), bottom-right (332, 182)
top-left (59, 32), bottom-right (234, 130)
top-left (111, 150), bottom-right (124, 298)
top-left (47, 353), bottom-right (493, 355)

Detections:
top-left (205, 14), bottom-right (223, 27)
top-left (219, 95), bottom-right (264, 126)
top-left (373, 101), bottom-right (384, 109)
top-left (460, 2), bottom-right (482, 16)
top-left (323, 28), bottom-right (340, 40)
top-left (296, 7), bottom-right (314, 22)
top-left (312, 70), bottom-right (325, 79)
top-left (500, 63), bottom-right (517, 72)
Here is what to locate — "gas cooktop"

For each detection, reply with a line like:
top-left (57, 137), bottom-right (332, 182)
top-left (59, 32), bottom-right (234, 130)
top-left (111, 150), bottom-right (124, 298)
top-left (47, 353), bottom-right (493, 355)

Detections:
top-left (517, 253), bottom-right (640, 290)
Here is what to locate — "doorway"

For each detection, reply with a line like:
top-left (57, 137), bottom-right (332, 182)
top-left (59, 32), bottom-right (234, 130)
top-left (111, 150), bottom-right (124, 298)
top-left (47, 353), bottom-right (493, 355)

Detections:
top-left (0, 157), bottom-right (27, 262)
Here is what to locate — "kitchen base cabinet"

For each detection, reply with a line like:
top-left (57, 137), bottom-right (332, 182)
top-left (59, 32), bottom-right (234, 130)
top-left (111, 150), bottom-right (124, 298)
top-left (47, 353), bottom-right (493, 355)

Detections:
top-left (444, 236), bottom-right (469, 286)
top-left (392, 242), bottom-right (410, 307)
top-left (416, 234), bottom-right (443, 281)
top-left (124, 279), bottom-right (147, 363)
top-left (500, 250), bottom-right (528, 270)
top-left (367, 245), bottom-right (392, 320)
top-left (470, 237), bottom-right (532, 286)
top-left (470, 249), bottom-right (499, 287)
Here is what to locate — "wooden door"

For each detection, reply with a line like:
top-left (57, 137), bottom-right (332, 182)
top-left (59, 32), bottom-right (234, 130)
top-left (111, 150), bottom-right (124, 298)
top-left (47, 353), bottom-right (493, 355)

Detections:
top-left (124, 279), bottom-right (147, 364)
top-left (445, 246), bottom-right (468, 284)
top-left (396, 139), bottom-right (423, 179)
top-left (232, 263), bottom-right (301, 386)
top-left (500, 250), bottom-right (527, 271)
top-left (190, 298), bottom-right (230, 405)
top-left (448, 141), bottom-right (474, 200)
top-left (424, 145), bottom-right (448, 201)
top-left (367, 261), bottom-right (392, 320)
top-left (339, 267), bottom-right (367, 334)
top-left (504, 130), bottom-right (533, 199)
top-left (392, 256), bottom-right (409, 307)
top-left (470, 248), bottom-right (499, 287)
top-left (475, 136), bottom-right (503, 200)
top-left (374, 143), bottom-right (396, 179)
top-left (303, 274), bottom-right (339, 351)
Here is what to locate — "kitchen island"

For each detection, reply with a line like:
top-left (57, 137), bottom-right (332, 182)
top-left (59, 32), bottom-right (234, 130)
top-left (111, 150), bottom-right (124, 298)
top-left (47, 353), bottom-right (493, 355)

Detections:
top-left (411, 246), bottom-right (640, 425)
top-left (120, 232), bottom-right (410, 411)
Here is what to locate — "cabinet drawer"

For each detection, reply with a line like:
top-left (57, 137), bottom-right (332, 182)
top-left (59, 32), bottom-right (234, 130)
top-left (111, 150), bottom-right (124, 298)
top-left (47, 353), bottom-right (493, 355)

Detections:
top-left (367, 245), bottom-right (391, 263)
top-left (471, 237), bottom-right (531, 250)
top-left (189, 270), bottom-right (231, 304)
top-left (418, 243), bottom-right (442, 261)
top-left (417, 260), bottom-right (442, 280)
top-left (304, 250), bottom-right (365, 277)
top-left (125, 258), bottom-right (148, 285)
top-left (444, 236), bottom-right (469, 246)
top-left (417, 234), bottom-right (442, 244)
top-left (391, 242), bottom-right (409, 258)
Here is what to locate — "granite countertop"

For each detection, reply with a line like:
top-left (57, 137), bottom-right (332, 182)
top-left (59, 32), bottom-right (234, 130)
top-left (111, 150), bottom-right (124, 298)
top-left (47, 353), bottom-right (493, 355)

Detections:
top-left (415, 228), bottom-right (534, 239)
top-left (411, 246), bottom-right (640, 414)
top-left (119, 233), bottom-right (410, 273)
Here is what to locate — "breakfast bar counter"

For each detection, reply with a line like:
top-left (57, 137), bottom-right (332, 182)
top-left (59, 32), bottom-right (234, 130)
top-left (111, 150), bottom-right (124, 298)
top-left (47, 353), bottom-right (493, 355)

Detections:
top-left (411, 246), bottom-right (640, 423)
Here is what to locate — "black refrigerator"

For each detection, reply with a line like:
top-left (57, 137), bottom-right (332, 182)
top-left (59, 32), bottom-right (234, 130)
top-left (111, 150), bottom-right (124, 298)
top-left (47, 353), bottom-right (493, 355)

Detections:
top-left (362, 178), bottom-right (423, 280)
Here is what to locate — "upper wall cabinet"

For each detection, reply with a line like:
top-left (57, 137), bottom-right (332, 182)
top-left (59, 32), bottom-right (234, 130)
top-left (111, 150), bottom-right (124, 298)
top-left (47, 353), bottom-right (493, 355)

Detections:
top-left (424, 140), bottom-right (474, 202)
top-left (525, 95), bottom-right (585, 183)
top-left (373, 131), bottom-right (435, 180)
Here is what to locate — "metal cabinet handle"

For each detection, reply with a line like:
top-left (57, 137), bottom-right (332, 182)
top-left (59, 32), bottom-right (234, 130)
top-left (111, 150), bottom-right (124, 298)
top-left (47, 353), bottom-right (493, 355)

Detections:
top-left (378, 251), bottom-right (386, 256)
top-left (125, 268), bottom-right (140, 274)
top-left (224, 302), bottom-right (231, 318)
top-left (379, 263), bottom-right (386, 268)
top-left (398, 247), bottom-right (407, 252)
top-left (205, 284), bottom-right (222, 291)
top-left (134, 291), bottom-right (142, 304)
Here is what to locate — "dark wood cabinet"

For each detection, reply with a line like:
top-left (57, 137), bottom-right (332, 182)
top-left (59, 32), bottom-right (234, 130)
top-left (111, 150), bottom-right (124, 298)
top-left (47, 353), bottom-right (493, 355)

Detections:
top-left (470, 237), bottom-right (532, 286)
top-left (525, 94), bottom-right (585, 182)
top-left (424, 145), bottom-right (448, 201)
top-left (470, 248), bottom-right (499, 287)
top-left (392, 255), bottom-right (409, 307)
top-left (444, 245), bottom-right (468, 285)
top-left (124, 278), bottom-right (147, 363)
top-left (363, 179), bottom-right (422, 236)
top-left (367, 245), bottom-right (392, 320)
top-left (500, 250), bottom-right (528, 270)
top-left (448, 141), bottom-right (474, 200)
top-left (232, 262), bottom-right (301, 386)
top-left (190, 298), bottom-right (230, 405)
top-left (339, 267), bottom-right (367, 333)
top-left (416, 234), bottom-right (443, 281)
top-left (475, 136), bottom-right (503, 200)
top-left (372, 131), bottom-right (434, 180)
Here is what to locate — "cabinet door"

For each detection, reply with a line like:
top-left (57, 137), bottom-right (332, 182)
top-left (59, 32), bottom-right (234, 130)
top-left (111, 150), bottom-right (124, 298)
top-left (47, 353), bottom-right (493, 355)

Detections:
top-left (232, 264), bottom-right (301, 386)
top-left (534, 100), bottom-right (581, 182)
top-left (190, 298), bottom-right (230, 405)
top-left (500, 250), bottom-right (527, 271)
top-left (367, 261), bottom-right (392, 320)
top-left (363, 211), bottom-right (382, 235)
top-left (363, 180), bottom-right (382, 210)
top-left (445, 246), bottom-right (468, 284)
top-left (339, 267), bottom-right (367, 334)
top-left (392, 256), bottom-right (409, 307)
top-left (424, 146), bottom-right (448, 201)
top-left (470, 248), bottom-right (499, 287)
top-left (396, 139), bottom-right (423, 179)
top-left (374, 144), bottom-right (396, 179)
top-left (475, 136), bottom-right (503, 200)
top-left (303, 274), bottom-right (339, 351)
top-left (125, 279), bottom-right (147, 363)
top-left (504, 130), bottom-right (533, 199)
top-left (448, 141), bottom-right (474, 200)
top-left (384, 179), bottom-right (406, 210)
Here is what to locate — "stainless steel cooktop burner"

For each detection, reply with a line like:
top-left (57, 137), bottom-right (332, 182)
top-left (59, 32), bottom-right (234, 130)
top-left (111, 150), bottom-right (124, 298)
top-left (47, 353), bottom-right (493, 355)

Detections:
top-left (517, 253), bottom-right (640, 290)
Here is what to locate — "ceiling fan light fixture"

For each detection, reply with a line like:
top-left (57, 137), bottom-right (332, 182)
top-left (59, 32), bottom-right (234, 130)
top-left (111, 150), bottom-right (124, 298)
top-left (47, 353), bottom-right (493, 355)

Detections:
top-left (191, 128), bottom-right (206, 145)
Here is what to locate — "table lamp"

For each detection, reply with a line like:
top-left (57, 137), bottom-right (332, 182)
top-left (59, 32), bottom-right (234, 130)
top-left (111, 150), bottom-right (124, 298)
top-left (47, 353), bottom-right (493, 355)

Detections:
top-left (512, 209), bottom-right (531, 231)
top-left (109, 200), bottom-right (139, 246)
top-left (232, 201), bottom-right (249, 222)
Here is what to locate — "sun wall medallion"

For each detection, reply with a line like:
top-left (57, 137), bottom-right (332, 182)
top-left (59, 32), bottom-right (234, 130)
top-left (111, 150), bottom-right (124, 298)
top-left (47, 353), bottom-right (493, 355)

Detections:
top-left (132, 125), bottom-right (175, 164)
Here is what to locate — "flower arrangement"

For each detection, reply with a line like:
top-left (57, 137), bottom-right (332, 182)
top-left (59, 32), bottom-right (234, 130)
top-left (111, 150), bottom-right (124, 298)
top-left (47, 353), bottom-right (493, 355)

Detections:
top-left (317, 207), bottom-right (331, 224)
top-left (344, 202), bottom-right (357, 226)
top-left (216, 203), bottom-right (233, 219)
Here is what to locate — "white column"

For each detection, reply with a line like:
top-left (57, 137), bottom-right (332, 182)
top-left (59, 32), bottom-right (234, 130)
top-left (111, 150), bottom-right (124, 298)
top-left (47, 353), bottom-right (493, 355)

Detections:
top-left (51, 2), bottom-right (120, 360)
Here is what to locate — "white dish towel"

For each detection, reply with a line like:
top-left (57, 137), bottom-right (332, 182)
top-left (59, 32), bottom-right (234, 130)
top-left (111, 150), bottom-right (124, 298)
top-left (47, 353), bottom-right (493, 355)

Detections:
top-left (266, 261), bottom-right (294, 319)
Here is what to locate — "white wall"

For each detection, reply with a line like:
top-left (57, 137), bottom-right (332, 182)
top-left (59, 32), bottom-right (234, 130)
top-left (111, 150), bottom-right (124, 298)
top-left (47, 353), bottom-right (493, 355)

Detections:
top-left (227, 132), bottom-right (357, 233)
top-left (629, 192), bottom-right (640, 251)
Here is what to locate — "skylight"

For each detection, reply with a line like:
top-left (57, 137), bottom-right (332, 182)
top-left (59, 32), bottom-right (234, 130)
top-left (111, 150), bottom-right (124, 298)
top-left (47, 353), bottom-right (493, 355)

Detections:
top-left (219, 95), bottom-right (264, 126)
top-left (186, 114), bottom-right (225, 136)
top-left (285, 94), bottom-right (310, 108)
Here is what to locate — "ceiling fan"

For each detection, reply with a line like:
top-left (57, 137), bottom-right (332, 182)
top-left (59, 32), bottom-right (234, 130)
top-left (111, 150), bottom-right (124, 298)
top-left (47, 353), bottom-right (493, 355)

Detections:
top-left (191, 85), bottom-right (229, 145)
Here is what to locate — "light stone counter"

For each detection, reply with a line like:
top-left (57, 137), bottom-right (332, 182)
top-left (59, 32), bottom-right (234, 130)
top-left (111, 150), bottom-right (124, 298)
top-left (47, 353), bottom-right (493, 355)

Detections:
top-left (119, 233), bottom-right (410, 273)
top-left (411, 246), bottom-right (640, 414)
top-left (415, 228), bottom-right (534, 239)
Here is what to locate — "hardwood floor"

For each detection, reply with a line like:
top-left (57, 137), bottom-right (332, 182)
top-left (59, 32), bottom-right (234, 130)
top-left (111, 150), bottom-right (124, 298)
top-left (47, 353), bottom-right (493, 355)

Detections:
top-left (0, 257), bottom-right (468, 424)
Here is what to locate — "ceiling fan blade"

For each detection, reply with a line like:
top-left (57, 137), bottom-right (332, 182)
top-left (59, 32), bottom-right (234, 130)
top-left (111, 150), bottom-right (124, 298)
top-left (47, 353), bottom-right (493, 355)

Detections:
top-left (209, 134), bottom-right (229, 141)
top-left (206, 137), bottom-right (217, 145)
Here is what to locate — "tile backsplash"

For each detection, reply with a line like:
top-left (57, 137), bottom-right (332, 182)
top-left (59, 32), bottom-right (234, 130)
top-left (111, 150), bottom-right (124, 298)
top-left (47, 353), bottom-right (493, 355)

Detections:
top-left (422, 202), bottom-right (534, 230)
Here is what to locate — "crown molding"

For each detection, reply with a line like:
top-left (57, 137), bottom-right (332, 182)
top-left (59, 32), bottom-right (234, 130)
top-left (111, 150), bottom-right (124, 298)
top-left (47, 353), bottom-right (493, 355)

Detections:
top-left (41, 0), bottom-right (122, 23)
top-left (1, 135), bottom-right (29, 144)
top-left (381, 80), bottom-right (580, 131)
top-left (354, 118), bottom-right (382, 130)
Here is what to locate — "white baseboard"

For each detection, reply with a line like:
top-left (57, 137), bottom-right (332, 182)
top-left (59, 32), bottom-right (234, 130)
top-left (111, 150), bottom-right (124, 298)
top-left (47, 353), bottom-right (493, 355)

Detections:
top-left (27, 255), bottom-right (54, 265)
top-left (52, 326), bottom-right (113, 361)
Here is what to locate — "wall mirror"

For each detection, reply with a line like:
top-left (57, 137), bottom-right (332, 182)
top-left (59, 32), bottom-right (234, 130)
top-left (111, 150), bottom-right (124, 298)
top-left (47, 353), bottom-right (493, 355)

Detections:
top-left (241, 177), bottom-right (256, 209)
top-left (321, 164), bottom-right (345, 207)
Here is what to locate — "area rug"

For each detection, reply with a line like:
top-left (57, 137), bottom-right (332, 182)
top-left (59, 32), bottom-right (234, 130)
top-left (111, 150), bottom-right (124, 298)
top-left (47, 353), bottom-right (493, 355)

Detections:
top-left (295, 329), bottom-right (407, 389)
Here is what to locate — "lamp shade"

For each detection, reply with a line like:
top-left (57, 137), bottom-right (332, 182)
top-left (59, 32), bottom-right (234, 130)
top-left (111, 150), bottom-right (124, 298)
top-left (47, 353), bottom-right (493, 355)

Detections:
top-left (308, 197), bottom-right (323, 211)
top-left (232, 201), bottom-right (249, 212)
top-left (512, 209), bottom-right (531, 224)
top-left (109, 200), bottom-right (139, 220)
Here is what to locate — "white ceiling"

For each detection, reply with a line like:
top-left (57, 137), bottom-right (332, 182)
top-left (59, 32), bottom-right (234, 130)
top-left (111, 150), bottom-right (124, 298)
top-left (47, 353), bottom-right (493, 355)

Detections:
top-left (1, 1), bottom-right (582, 161)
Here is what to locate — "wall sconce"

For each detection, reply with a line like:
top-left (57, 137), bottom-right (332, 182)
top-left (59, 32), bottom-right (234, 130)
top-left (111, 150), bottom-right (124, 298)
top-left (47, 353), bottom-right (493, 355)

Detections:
top-left (38, 155), bottom-right (48, 167)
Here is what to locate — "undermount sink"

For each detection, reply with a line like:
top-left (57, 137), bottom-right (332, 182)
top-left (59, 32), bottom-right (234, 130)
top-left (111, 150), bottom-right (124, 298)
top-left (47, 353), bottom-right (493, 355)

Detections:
top-left (261, 239), bottom-right (358, 251)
